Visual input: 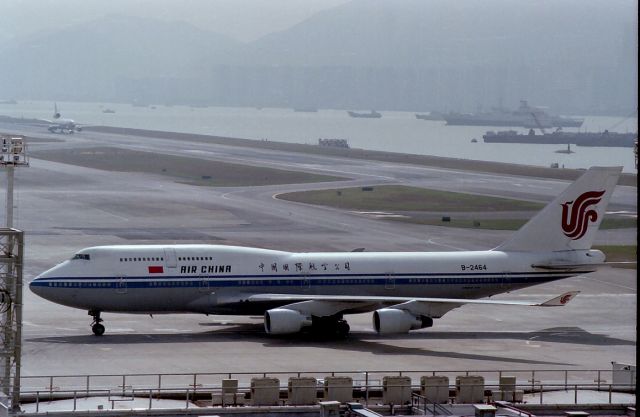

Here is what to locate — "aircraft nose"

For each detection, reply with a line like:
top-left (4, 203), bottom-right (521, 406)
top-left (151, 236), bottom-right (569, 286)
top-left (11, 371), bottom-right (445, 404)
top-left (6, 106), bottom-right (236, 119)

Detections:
top-left (29, 276), bottom-right (46, 297)
top-left (29, 264), bottom-right (62, 298)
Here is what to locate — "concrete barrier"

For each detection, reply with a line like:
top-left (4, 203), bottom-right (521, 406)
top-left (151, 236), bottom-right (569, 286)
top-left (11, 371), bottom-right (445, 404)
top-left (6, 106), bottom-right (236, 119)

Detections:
top-left (324, 376), bottom-right (353, 403)
top-left (421, 375), bottom-right (449, 404)
top-left (250, 377), bottom-right (280, 406)
top-left (288, 377), bottom-right (318, 405)
top-left (382, 376), bottom-right (412, 405)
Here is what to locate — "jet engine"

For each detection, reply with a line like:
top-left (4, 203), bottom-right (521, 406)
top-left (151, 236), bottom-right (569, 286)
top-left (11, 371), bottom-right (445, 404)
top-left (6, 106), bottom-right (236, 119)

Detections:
top-left (264, 308), bottom-right (311, 335)
top-left (372, 308), bottom-right (433, 335)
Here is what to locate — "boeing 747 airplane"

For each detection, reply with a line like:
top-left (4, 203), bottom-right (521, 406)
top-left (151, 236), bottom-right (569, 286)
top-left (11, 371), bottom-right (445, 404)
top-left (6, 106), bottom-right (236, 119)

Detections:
top-left (30, 167), bottom-right (622, 336)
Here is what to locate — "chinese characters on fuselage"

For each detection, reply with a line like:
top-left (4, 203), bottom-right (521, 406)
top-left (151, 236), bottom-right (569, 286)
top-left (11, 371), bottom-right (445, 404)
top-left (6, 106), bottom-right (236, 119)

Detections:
top-left (258, 261), bottom-right (351, 273)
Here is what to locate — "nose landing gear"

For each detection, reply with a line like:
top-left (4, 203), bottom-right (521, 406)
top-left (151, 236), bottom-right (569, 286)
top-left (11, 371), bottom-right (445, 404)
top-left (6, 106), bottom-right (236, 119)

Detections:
top-left (89, 310), bottom-right (105, 336)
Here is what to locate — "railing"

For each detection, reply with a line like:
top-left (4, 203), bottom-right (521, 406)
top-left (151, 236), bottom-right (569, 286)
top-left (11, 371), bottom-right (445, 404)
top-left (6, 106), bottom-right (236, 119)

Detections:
top-left (22, 383), bottom-right (636, 414)
top-left (412, 393), bottom-right (453, 416)
top-left (21, 368), bottom-right (636, 396)
top-left (19, 373), bottom-right (636, 414)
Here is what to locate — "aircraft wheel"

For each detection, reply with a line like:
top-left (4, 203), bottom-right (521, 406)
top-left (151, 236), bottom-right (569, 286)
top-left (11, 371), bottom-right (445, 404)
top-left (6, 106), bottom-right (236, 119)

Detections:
top-left (336, 320), bottom-right (350, 338)
top-left (92, 323), bottom-right (105, 336)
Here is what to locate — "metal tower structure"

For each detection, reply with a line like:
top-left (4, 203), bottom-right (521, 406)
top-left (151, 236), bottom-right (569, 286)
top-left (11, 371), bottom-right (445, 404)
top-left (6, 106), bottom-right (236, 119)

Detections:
top-left (0, 134), bottom-right (28, 414)
top-left (0, 230), bottom-right (24, 414)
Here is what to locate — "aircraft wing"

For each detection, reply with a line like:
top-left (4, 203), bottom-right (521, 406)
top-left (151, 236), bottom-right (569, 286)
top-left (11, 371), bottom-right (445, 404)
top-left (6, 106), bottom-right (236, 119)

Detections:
top-left (248, 291), bottom-right (580, 317)
top-left (248, 291), bottom-right (579, 306)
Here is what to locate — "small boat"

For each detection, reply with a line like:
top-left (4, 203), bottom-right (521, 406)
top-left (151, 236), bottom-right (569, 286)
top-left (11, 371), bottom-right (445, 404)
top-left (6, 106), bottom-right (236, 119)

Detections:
top-left (555, 144), bottom-right (574, 154)
top-left (347, 110), bottom-right (381, 118)
top-left (102, 108), bottom-right (116, 114)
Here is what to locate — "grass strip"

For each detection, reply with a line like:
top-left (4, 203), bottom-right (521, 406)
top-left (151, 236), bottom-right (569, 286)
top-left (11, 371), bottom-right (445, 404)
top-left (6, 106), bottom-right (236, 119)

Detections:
top-left (278, 185), bottom-right (544, 212)
top-left (391, 217), bottom-right (636, 230)
top-left (32, 147), bottom-right (346, 187)
top-left (593, 245), bottom-right (637, 269)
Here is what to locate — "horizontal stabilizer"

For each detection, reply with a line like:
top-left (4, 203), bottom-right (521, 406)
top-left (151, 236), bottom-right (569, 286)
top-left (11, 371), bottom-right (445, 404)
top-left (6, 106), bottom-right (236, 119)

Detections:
top-left (532, 263), bottom-right (600, 270)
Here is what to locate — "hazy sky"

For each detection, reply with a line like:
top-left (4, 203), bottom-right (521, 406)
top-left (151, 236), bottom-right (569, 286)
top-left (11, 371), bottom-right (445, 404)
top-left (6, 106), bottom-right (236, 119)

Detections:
top-left (0, 0), bottom-right (351, 43)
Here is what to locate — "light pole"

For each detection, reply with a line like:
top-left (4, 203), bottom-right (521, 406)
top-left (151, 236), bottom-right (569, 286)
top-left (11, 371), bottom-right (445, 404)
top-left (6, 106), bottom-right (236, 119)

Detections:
top-left (0, 134), bottom-right (28, 415)
top-left (1, 135), bottom-right (28, 227)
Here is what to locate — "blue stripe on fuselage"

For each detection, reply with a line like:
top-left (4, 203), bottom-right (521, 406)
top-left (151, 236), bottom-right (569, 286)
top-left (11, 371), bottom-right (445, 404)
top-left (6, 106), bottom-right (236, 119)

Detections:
top-left (30, 271), bottom-right (576, 289)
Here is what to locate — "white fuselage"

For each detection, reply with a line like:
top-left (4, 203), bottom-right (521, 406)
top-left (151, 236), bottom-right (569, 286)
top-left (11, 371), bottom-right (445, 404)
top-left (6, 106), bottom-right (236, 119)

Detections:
top-left (29, 244), bottom-right (591, 315)
top-left (48, 118), bottom-right (77, 133)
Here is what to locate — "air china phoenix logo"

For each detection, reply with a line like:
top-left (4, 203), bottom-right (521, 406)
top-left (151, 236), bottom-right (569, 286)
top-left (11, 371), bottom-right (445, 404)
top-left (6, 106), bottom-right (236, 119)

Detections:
top-left (559, 294), bottom-right (572, 305)
top-left (561, 190), bottom-right (605, 240)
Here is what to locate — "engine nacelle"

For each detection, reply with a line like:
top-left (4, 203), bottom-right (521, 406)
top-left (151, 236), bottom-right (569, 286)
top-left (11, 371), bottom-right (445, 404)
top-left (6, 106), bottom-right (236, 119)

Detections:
top-left (264, 308), bottom-right (311, 335)
top-left (373, 308), bottom-right (433, 335)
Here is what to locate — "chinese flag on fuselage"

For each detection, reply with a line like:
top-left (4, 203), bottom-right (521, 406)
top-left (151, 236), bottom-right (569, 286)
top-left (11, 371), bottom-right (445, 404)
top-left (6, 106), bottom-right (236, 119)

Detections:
top-left (148, 266), bottom-right (164, 274)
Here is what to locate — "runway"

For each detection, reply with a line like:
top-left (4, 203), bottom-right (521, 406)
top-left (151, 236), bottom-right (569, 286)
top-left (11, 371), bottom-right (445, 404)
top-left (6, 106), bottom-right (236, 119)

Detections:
top-left (1, 122), bottom-right (636, 378)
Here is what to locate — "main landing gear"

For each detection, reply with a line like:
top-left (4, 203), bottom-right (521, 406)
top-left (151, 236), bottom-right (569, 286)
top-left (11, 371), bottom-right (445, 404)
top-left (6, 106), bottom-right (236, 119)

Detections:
top-left (312, 316), bottom-right (350, 339)
top-left (89, 309), bottom-right (105, 336)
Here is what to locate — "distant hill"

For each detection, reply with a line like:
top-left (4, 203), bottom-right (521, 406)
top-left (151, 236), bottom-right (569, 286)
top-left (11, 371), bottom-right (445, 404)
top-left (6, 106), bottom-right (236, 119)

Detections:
top-left (0, 14), bottom-right (240, 101)
top-left (240, 0), bottom-right (633, 68)
top-left (0, 1), bottom-right (636, 114)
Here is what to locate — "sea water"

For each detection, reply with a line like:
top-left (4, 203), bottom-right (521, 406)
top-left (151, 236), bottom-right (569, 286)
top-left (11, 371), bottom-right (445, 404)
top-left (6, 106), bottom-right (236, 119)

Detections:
top-left (1, 101), bottom-right (636, 172)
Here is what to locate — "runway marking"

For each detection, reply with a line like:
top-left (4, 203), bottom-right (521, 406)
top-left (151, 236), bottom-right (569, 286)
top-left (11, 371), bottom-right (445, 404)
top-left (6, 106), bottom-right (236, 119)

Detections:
top-left (580, 276), bottom-right (636, 291)
top-left (94, 208), bottom-right (129, 222)
top-left (221, 192), bottom-right (238, 200)
top-left (425, 239), bottom-right (467, 251)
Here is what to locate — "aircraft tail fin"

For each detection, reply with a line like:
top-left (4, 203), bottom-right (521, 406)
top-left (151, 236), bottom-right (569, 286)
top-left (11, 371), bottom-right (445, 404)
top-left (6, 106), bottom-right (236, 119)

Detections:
top-left (496, 166), bottom-right (622, 252)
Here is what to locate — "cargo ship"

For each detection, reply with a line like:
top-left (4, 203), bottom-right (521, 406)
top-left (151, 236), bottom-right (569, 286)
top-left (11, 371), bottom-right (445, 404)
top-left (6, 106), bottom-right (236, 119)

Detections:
top-left (483, 129), bottom-right (637, 148)
top-left (444, 100), bottom-right (583, 128)
top-left (347, 110), bottom-right (381, 118)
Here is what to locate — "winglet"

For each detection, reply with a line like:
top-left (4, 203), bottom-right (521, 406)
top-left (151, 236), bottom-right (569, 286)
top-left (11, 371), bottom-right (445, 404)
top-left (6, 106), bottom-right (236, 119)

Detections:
top-left (540, 291), bottom-right (580, 306)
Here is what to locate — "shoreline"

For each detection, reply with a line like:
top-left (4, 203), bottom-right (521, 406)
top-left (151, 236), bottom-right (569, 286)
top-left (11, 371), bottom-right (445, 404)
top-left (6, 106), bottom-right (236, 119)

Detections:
top-left (87, 125), bottom-right (637, 187)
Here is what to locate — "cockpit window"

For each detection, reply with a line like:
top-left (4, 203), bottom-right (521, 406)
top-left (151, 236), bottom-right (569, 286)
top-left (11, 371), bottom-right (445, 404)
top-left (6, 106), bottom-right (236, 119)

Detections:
top-left (72, 254), bottom-right (90, 261)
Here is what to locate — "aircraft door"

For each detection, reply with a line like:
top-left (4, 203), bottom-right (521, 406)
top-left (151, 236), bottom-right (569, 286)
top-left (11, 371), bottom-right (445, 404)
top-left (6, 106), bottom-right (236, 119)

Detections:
top-left (164, 248), bottom-right (177, 268)
top-left (301, 275), bottom-right (311, 290)
top-left (116, 276), bottom-right (128, 294)
top-left (199, 278), bottom-right (209, 293)
top-left (500, 273), bottom-right (509, 290)
top-left (385, 274), bottom-right (395, 290)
